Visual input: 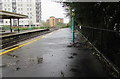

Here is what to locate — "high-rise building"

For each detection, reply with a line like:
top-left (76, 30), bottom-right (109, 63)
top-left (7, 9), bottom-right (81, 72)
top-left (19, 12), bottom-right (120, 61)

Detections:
top-left (0, 0), bottom-right (41, 27)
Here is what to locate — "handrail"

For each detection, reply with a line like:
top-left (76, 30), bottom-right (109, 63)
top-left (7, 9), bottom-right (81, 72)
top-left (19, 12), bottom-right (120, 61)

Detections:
top-left (81, 26), bottom-right (119, 33)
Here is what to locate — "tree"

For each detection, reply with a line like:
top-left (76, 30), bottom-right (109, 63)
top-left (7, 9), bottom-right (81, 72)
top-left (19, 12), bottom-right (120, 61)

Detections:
top-left (41, 21), bottom-right (50, 27)
top-left (63, 2), bottom-right (120, 30)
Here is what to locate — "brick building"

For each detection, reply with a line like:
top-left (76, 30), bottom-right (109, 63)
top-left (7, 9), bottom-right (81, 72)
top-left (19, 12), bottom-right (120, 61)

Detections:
top-left (46, 16), bottom-right (64, 27)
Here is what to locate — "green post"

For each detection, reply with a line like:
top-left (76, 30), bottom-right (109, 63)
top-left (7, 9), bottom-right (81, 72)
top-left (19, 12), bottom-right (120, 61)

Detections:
top-left (72, 16), bottom-right (74, 43)
top-left (72, 9), bottom-right (75, 43)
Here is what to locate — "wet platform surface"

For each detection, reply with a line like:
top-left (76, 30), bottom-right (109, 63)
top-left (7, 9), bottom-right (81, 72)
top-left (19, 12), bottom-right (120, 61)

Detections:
top-left (2, 28), bottom-right (109, 78)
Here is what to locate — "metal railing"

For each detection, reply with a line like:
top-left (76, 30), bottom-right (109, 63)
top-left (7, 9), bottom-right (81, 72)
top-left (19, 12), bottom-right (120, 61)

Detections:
top-left (80, 26), bottom-right (120, 68)
top-left (78, 26), bottom-right (120, 78)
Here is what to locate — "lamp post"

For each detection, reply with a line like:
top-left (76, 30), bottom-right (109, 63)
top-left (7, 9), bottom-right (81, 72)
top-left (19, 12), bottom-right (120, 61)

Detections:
top-left (71, 9), bottom-right (75, 43)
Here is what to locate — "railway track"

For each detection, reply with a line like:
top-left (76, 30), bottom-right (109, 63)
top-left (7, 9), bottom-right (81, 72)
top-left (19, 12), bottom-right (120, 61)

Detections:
top-left (0, 28), bottom-right (59, 49)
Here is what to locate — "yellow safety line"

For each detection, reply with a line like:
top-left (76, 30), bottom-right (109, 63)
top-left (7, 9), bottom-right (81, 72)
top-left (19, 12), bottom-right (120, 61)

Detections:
top-left (0, 29), bottom-right (60, 55)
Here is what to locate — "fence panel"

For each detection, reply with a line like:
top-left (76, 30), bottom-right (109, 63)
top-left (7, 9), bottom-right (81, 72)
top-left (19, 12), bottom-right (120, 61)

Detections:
top-left (80, 26), bottom-right (120, 68)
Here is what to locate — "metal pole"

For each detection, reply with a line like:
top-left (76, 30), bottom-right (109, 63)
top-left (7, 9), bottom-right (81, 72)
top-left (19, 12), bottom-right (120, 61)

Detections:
top-left (10, 18), bottom-right (12, 32)
top-left (18, 18), bottom-right (20, 33)
top-left (72, 16), bottom-right (75, 43)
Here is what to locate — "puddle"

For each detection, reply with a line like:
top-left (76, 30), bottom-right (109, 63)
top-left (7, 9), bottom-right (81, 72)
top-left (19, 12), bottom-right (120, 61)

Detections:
top-left (16, 60), bottom-right (20, 64)
top-left (15, 67), bottom-right (21, 71)
top-left (7, 54), bottom-right (19, 58)
top-left (61, 71), bottom-right (65, 77)
top-left (70, 68), bottom-right (78, 72)
top-left (68, 56), bottom-right (74, 59)
top-left (67, 44), bottom-right (73, 47)
top-left (37, 57), bottom-right (43, 64)
top-left (71, 53), bottom-right (77, 56)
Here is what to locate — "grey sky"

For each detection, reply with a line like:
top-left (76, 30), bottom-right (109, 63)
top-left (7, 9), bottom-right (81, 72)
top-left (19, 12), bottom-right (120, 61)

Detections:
top-left (41, 0), bottom-right (69, 23)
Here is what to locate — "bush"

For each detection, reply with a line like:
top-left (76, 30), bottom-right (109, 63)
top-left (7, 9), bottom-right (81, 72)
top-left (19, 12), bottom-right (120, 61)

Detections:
top-left (55, 23), bottom-right (70, 28)
top-left (2, 25), bottom-right (10, 30)
top-left (19, 26), bottom-right (50, 31)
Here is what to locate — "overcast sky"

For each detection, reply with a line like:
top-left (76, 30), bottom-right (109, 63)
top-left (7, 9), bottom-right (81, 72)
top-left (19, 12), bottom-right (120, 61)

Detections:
top-left (41, 0), bottom-right (69, 23)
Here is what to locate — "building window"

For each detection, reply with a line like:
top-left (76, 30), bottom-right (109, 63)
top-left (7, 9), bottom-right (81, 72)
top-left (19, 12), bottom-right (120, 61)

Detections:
top-left (5, 8), bottom-right (7, 11)
top-left (27, 8), bottom-right (29, 11)
top-left (0, 19), bottom-right (3, 23)
top-left (12, 0), bottom-right (16, 2)
top-left (13, 5), bottom-right (16, 7)
top-left (27, 0), bottom-right (31, 2)
top-left (13, 8), bottom-right (16, 11)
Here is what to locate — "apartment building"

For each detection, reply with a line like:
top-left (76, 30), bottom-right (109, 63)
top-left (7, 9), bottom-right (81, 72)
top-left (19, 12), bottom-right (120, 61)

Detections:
top-left (0, 0), bottom-right (41, 27)
top-left (47, 16), bottom-right (64, 27)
